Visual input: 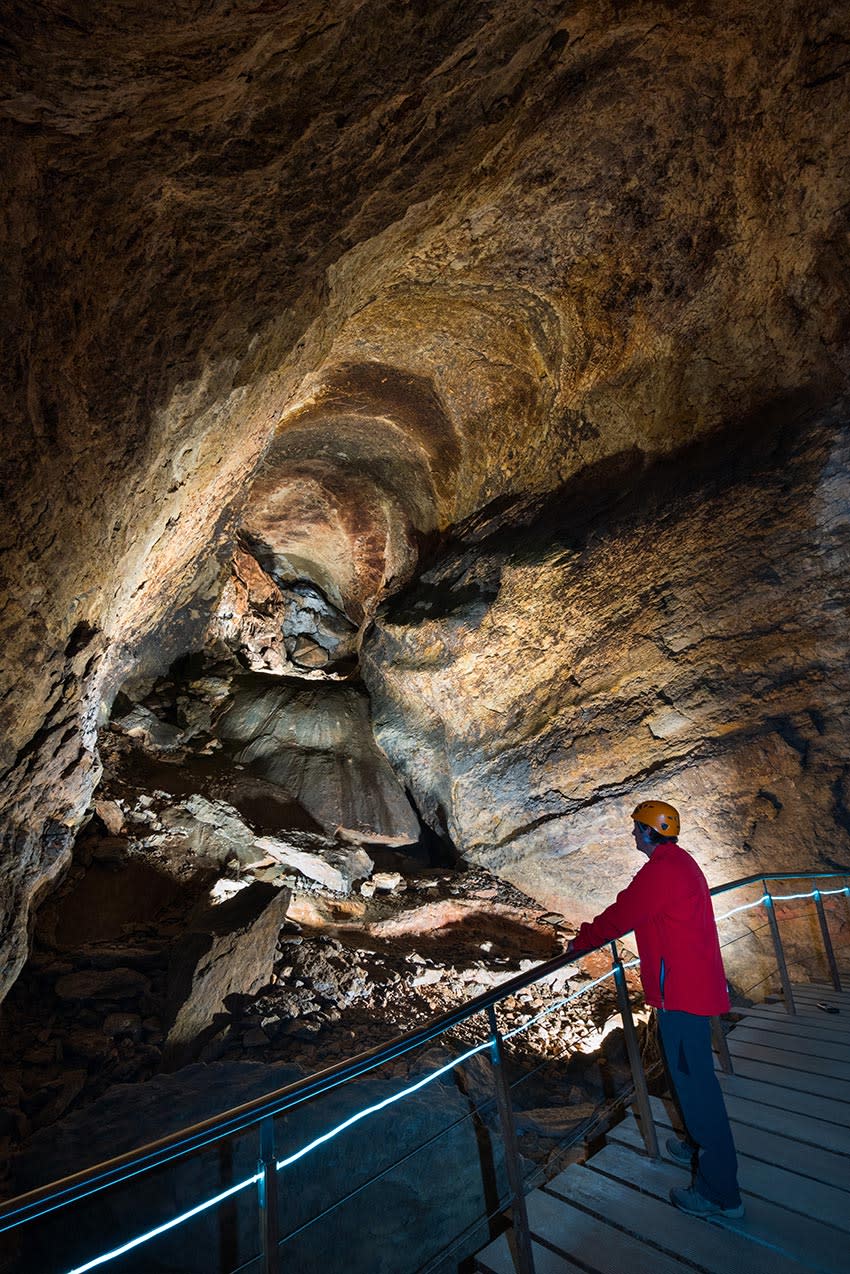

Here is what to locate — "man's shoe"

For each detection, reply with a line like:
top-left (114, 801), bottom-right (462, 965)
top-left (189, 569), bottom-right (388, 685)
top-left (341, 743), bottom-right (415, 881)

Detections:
top-left (665, 1137), bottom-right (694, 1167)
top-left (670, 1186), bottom-right (745, 1219)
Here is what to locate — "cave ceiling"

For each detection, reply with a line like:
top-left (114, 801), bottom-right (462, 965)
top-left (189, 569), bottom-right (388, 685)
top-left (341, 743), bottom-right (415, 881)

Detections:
top-left (1, 0), bottom-right (849, 997)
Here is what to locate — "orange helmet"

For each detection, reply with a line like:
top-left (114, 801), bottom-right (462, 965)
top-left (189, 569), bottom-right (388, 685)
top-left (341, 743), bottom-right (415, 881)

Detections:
top-left (631, 800), bottom-right (680, 838)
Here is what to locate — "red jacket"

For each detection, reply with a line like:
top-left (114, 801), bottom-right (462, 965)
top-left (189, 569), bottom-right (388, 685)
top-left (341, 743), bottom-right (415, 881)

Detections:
top-left (572, 841), bottom-right (730, 1015)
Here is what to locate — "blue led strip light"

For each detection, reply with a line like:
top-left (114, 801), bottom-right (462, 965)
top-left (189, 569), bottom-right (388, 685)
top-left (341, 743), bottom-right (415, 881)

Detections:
top-left (503, 961), bottom-right (641, 1041)
top-left (276, 1038), bottom-right (492, 1171)
top-left (773, 887), bottom-right (847, 900)
top-left (41, 875), bottom-right (845, 1274)
top-left (65, 1172), bottom-right (260, 1274)
top-left (715, 885), bottom-right (847, 924)
top-left (716, 895), bottom-right (768, 922)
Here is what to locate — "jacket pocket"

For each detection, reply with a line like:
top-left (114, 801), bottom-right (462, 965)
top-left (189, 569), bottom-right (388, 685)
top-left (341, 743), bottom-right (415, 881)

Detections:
top-left (659, 956), bottom-right (666, 1008)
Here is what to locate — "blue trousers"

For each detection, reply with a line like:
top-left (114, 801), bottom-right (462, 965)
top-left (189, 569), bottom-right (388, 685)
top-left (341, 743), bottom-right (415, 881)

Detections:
top-left (657, 1009), bottom-right (741, 1208)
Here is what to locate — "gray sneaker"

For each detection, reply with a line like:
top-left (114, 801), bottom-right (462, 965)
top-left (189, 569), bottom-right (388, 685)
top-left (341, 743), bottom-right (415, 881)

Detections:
top-left (665, 1136), bottom-right (694, 1167)
top-left (671, 1185), bottom-right (745, 1219)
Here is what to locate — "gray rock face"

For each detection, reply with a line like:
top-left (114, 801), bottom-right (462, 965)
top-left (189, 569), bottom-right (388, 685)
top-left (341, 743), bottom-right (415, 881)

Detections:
top-left (111, 706), bottom-right (184, 752)
top-left (2, 0), bottom-right (850, 1006)
top-left (160, 794), bottom-right (262, 866)
top-left (362, 412), bottom-right (850, 920)
top-left (252, 834), bottom-right (373, 893)
top-left (164, 882), bottom-right (291, 1066)
top-left (216, 674), bottom-right (421, 843)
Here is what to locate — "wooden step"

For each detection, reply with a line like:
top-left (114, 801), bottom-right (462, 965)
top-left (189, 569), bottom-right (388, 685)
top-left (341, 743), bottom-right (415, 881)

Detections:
top-left (475, 1232), bottom-right (584, 1273)
top-left (610, 1107), bottom-right (850, 1232)
top-left (476, 1184), bottom-right (695, 1274)
top-left (714, 1069), bottom-right (850, 1130)
top-left (729, 1024), bottom-right (850, 1063)
top-left (726, 1038), bottom-right (850, 1083)
top-left (549, 1154), bottom-right (817, 1274)
top-left (584, 1139), bottom-right (850, 1273)
top-left (732, 1004), bottom-right (850, 1040)
top-left (715, 1051), bottom-right (850, 1102)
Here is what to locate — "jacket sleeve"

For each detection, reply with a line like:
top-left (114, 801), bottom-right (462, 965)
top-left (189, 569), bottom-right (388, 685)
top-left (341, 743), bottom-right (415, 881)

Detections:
top-left (572, 856), bottom-right (669, 952)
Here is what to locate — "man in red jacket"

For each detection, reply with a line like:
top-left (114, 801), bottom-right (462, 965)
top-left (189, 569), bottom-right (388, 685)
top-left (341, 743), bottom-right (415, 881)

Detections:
top-left (567, 799), bottom-right (743, 1219)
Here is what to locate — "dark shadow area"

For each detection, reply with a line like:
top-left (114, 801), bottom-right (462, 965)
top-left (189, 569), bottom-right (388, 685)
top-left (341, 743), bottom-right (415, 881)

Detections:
top-left (384, 389), bottom-right (847, 626)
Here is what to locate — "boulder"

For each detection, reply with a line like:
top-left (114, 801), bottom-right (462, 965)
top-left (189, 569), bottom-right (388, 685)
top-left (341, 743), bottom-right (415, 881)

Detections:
top-left (160, 794), bottom-right (259, 866)
top-left (111, 707), bottom-right (183, 753)
top-left (216, 674), bottom-right (421, 843)
top-left (164, 882), bottom-right (291, 1066)
top-left (252, 834), bottom-right (373, 893)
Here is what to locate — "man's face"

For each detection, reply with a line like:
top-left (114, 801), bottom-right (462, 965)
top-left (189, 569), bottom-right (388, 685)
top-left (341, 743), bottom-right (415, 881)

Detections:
top-left (632, 821), bottom-right (653, 857)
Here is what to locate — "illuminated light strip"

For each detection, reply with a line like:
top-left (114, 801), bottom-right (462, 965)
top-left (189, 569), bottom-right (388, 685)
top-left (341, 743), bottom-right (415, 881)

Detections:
top-left (55, 885), bottom-right (846, 1271)
top-left (276, 961), bottom-right (639, 1169)
top-left (276, 1039), bottom-right (492, 1171)
top-left (716, 895), bottom-right (769, 922)
top-left (65, 1173), bottom-right (260, 1274)
top-left (770, 890), bottom-right (823, 902)
top-left (504, 958), bottom-right (640, 1041)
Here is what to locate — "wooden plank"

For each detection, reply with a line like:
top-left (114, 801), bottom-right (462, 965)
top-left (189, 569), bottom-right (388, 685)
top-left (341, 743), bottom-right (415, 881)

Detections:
top-left (720, 1089), bottom-right (850, 1156)
top-left (790, 983), bottom-right (850, 1004)
top-left (754, 990), bottom-right (850, 1011)
top-left (727, 1037), bottom-right (850, 1082)
top-left (476, 1233), bottom-right (584, 1274)
top-left (729, 1025), bottom-right (850, 1063)
top-left (715, 1052), bottom-right (850, 1102)
top-left (609, 1112), bottom-right (850, 1234)
top-left (546, 1161), bottom-right (812, 1274)
top-left (586, 1140), bottom-right (850, 1272)
top-left (522, 1187), bottom-right (694, 1274)
top-left (715, 1070), bottom-right (850, 1130)
top-left (733, 1005), bottom-right (850, 1039)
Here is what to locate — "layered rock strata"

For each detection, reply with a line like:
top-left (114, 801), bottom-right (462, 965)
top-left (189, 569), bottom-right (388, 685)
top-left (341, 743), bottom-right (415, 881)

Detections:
top-left (1, 0), bottom-right (849, 998)
top-left (362, 407), bottom-right (850, 919)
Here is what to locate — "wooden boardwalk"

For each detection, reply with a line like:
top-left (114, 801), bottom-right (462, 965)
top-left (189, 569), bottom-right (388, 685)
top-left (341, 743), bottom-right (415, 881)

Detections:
top-left (476, 983), bottom-right (850, 1274)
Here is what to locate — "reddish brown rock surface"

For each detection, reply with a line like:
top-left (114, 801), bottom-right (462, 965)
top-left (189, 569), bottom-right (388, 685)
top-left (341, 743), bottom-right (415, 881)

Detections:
top-left (362, 411), bottom-right (850, 917)
top-left (1, 0), bottom-right (849, 998)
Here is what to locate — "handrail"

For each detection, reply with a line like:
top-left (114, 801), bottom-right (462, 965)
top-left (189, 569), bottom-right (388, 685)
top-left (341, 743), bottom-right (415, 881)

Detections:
top-left (0, 866), bottom-right (847, 1238)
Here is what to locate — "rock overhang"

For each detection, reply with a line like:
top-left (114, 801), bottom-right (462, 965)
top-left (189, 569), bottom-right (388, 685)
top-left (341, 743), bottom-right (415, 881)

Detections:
top-left (1, 0), bottom-right (849, 997)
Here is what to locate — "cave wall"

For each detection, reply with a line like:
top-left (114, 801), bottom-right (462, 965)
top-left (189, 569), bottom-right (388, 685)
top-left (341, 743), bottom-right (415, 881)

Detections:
top-left (1, 0), bottom-right (849, 996)
top-left (362, 406), bottom-right (850, 917)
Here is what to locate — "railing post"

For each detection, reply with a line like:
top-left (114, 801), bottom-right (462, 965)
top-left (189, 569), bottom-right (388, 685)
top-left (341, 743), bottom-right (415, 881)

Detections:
top-left (763, 882), bottom-right (796, 1015)
top-left (813, 889), bottom-right (842, 992)
top-left (258, 1116), bottom-right (281, 1274)
top-left (486, 1006), bottom-right (536, 1274)
top-left (610, 943), bottom-right (658, 1159)
top-left (711, 1016), bottom-right (734, 1075)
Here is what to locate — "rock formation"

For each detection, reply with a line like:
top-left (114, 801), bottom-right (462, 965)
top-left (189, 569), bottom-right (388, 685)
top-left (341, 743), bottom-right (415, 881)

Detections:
top-left (1, 0), bottom-right (850, 1004)
top-left (363, 408), bottom-right (850, 918)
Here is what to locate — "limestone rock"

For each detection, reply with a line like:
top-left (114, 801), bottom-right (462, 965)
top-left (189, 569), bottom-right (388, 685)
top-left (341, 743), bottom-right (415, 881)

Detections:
top-left (160, 794), bottom-right (260, 866)
top-left (1, 0), bottom-right (850, 1003)
top-left (252, 834), bottom-right (373, 894)
top-left (362, 413), bottom-right (850, 919)
top-left (164, 882), bottom-right (291, 1065)
top-left (216, 674), bottom-right (421, 842)
top-left (101, 1013), bottom-right (142, 1040)
top-left (111, 707), bottom-right (183, 752)
top-left (92, 800), bottom-right (124, 835)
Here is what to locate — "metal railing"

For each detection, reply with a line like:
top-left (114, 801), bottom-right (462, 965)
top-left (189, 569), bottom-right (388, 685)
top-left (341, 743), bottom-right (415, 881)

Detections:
top-left (0, 869), bottom-right (847, 1274)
